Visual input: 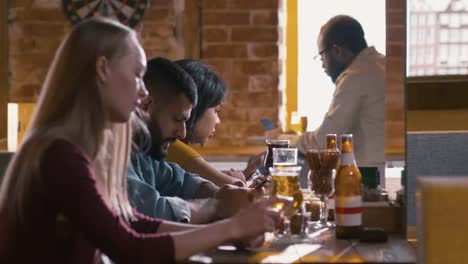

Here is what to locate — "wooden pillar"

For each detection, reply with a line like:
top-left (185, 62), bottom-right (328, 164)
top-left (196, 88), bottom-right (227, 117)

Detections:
top-left (385, 0), bottom-right (406, 159)
top-left (0, 0), bottom-right (8, 150)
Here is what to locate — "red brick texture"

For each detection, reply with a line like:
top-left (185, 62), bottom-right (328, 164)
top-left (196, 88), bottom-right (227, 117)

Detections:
top-left (201, 0), bottom-right (283, 146)
top-left (6, 0), bottom-right (404, 152)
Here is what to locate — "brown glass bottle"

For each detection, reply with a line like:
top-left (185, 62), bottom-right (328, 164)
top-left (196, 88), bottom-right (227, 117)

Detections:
top-left (335, 134), bottom-right (362, 239)
top-left (263, 139), bottom-right (290, 172)
top-left (326, 134), bottom-right (338, 150)
top-left (325, 134), bottom-right (338, 221)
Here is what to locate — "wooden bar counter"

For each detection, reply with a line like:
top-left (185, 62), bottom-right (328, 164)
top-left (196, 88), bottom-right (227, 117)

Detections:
top-left (186, 228), bottom-right (416, 264)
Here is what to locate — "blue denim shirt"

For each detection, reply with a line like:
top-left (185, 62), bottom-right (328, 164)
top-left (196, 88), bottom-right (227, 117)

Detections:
top-left (127, 152), bottom-right (209, 223)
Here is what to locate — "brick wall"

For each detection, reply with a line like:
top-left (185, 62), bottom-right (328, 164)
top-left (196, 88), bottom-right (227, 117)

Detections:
top-left (5, 0), bottom-right (404, 152)
top-left (200, 0), bottom-right (283, 147)
top-left (386, 0), bottom-right (406, 156)
top-left (6, 0), bottom-right (284, 148)
top-left (7, 0), bottom-right (180, 101)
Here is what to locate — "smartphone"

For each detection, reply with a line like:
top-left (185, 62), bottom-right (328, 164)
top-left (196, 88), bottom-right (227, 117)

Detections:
top-left (260, 118), bottom-right (275, 131)
top-left (247, 170), bottom-right (270, 189)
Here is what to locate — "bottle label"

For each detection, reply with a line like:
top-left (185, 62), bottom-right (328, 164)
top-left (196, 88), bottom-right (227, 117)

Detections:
top-left (327, 196), bottom-right (335, 209)
top-left (335, 195), bottom-right (362, 226)
top-left (340, 153), bottom-right (355, 166)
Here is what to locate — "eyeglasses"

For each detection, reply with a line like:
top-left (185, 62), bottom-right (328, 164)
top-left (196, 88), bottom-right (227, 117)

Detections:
top-left (313, 46), bottom-right (330, 60)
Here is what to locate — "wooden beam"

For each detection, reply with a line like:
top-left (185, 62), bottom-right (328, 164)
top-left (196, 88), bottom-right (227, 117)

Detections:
top-left (0, 0), bottom-right (8, 150)
top-left (285, 0), bottom-right (298, 131)
top-left (385, 0), bottom-right (406, 157)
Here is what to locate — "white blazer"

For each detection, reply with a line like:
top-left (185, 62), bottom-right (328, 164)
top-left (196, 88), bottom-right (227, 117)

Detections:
top-left (297, 46), bottom-right (386, 168)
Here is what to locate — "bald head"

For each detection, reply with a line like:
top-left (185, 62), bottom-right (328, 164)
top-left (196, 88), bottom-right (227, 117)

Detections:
top-left (320, 15), bottom-right (368, 55)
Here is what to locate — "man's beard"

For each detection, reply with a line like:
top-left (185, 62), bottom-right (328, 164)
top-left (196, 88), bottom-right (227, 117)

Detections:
top-left (328, 59), bottom-right (347, 84)
top-left (147, 119), bottom-right (176, 161)
top-left (148, 136), bottom-right (167, 161)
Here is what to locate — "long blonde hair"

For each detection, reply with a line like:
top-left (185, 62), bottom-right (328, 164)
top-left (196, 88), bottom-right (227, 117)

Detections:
top-left (0, 17), bottom-right (137, 226)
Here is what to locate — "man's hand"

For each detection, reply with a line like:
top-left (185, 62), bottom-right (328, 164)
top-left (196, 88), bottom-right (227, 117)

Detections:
top-left (213, 185), bottom-right (263, 219)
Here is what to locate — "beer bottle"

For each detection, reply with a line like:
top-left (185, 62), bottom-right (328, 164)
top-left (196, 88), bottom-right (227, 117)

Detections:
top-left (326, 133), bottom-right (338, 221)
top-left (335, 134), bottom-right (362, 239)
top-left (326, 134), bottom-right (338, 151)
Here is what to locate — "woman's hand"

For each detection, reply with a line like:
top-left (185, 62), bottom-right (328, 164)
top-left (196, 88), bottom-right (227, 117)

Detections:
top-left (223, 169), bottom-right (246, 183)
top-left (243, 152), bottom-right (265, 179)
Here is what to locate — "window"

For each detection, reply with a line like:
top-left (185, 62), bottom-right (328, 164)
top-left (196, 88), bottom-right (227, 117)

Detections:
top-left (462, 44), bottom-right (468, 61)
top-left (426, 68), bottom-right (435, 75)
top-left (408, 0), bottom-right (468, 77)
top-left (419, 14), bottom-right (426, 25)
top-left (440, 29), bottom-right (449, 42)
top-left (428, 14), bottom-right (436, 25)
top-left (440, 14), bottom-right (449, 25)
top-left (411, 52), bottom-right (417, 65)
top-left (448, 44), bottom-right (459, 65)
top-left (417, 48), bottom-right (425, 65)
top-left (427, 28), bottom-right (434, 43)
top-left (439, 44), bottom-right (449, 63)
top-left (426, 46), bottom-right (434, 63)
top-left (450, 28), bottom-right (460, 42)
top-left (449, 13), bottom-right (461, 27)
top-left (438, 68), bottom-right (447, 74)
top-left (463, 14), bottom-right (468, 24)
top-left (462, 28), bottom-right (468, 41)
top-left (411, 28), bottom-right (418, 44)
top-left (411, 15), bottom-right (418, 26)
top-left (419, 28), bottom-right (426, 43)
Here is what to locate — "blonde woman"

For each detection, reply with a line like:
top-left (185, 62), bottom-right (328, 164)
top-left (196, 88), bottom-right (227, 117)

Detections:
top-left (0, 18), bottom-right (280, 263)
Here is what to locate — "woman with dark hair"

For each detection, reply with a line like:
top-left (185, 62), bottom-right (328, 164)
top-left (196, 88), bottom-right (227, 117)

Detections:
top-left (166, 59), bottom-right (260, 187)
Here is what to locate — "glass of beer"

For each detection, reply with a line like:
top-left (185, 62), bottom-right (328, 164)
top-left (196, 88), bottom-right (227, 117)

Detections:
top-left (269, 166), bottom-right (303, 239)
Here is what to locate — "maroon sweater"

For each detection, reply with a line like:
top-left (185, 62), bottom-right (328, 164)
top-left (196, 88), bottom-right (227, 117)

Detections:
top-left (0, 140), bottom-right (175, 263)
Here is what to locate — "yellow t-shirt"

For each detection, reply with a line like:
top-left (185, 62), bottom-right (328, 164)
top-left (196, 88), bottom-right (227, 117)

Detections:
top-left (166, 139), bottom-right (202, 168)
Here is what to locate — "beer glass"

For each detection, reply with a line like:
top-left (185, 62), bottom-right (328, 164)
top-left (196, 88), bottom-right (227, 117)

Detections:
top-left (269, 166), bottom-right (302, 241)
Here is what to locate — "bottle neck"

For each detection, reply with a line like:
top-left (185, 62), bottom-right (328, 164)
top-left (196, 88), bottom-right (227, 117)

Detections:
top-left (340, 138), bottom-right (355, 166)
top-left (340, 152), bottom-right (355, 166)
top-left (326, 135), bottom-right (337, 149)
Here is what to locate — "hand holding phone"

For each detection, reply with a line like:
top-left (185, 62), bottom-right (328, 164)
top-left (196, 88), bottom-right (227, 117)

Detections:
top-left (247, 170), bottom-right (271, 189)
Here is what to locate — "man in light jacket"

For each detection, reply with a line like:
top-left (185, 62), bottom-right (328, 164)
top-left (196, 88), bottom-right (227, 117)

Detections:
top-left (297, 15), bottom-right (385, 171)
